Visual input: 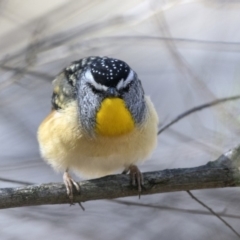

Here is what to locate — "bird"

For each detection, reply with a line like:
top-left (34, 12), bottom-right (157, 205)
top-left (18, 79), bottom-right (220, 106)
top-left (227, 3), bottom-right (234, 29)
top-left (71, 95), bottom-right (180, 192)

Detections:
top-left (37, 56), bottom-right (159, 201)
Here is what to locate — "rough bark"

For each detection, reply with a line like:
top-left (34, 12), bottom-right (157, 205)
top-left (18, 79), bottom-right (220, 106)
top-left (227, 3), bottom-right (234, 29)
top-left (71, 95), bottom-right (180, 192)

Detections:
top-left (1, 145), bottom-right (240, 209)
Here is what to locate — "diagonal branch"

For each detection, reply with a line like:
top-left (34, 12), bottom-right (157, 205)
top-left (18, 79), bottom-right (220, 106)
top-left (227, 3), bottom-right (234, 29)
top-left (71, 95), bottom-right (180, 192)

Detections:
top-left (158, 95), bottom-right (240, 135)
top-left (187, 190), bottom-right (240, 238)
top-left (1, 144), bottom-right (240, 209)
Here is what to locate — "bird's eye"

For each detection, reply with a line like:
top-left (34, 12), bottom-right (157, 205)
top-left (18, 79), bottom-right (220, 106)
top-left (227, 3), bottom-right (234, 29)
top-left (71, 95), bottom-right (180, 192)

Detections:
top-left (123, 84), bottom-right (130, 92)
top-left (87, 83), bottom-right (104, 95)
top-left (121, 81), bottom-right (133, 93)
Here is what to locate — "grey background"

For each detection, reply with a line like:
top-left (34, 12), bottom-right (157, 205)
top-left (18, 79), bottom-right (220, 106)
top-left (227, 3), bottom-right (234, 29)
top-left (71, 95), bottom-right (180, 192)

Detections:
top-left (1, 0), bottom-right (240, 239)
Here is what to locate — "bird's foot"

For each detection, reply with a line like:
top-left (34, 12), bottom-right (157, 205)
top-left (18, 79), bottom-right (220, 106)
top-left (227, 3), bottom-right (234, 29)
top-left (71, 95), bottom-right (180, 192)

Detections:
top-left (63, 171), bottom-right (80, 205)
top-left (123, 165), bottom-right (144, 198)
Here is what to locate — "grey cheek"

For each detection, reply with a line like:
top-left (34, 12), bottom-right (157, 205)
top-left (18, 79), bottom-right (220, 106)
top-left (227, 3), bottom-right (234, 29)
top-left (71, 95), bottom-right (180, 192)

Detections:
top-left (123, 81), bottom-right (146, 125)
top-left (77, 84), bottom-right (102, 137)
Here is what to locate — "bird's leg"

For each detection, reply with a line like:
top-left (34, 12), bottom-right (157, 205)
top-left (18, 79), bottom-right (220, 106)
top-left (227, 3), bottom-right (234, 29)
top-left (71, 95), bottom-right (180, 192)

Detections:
top-left (122, 165), bottom-right (144, 198)
top-left (63, 170), bottom-right (80, 204)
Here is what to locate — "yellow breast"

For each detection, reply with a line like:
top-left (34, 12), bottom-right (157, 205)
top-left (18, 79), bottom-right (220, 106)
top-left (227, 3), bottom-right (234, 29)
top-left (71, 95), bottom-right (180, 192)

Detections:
top-left (96, 98), bottom-right (135, 136)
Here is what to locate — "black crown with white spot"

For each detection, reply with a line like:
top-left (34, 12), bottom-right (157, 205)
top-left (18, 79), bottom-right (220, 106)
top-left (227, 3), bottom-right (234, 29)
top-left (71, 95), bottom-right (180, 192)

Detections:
top-left (90, 57), bottom-right (130, 87)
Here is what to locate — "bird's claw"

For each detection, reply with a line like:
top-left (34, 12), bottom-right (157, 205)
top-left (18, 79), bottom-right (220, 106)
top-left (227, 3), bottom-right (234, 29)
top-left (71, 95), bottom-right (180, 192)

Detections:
top-left (124, 165), bottom-right (144, 198)
top-left (63, 171), bottom-right (80, 204)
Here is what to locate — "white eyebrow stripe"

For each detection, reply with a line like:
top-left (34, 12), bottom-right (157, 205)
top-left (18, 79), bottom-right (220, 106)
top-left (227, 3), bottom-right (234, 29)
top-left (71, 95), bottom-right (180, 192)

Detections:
top-left (123, 70), bottom-right (134, 88)
top-left (85, 70), bottom-right (108, 91)
top-left (116, 79), bottom-right (124, 90)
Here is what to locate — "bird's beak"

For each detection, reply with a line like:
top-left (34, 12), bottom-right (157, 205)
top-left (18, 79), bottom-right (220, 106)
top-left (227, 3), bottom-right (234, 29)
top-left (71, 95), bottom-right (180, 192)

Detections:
top-left (107, 87), bottom-right (118, 97)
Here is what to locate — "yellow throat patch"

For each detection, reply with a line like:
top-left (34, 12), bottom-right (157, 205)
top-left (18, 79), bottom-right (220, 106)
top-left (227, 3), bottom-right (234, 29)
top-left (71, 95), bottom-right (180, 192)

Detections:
top-left (96, 98), bottom-right (135, 136)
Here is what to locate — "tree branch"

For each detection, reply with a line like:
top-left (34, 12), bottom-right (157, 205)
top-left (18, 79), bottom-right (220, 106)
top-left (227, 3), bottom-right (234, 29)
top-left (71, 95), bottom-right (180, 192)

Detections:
top-left (1, 145), bottom-right (240, 209)
top-left (186, 190), bottom-right (240, 238)
top-left (158, 95), bottom-right (240, 135)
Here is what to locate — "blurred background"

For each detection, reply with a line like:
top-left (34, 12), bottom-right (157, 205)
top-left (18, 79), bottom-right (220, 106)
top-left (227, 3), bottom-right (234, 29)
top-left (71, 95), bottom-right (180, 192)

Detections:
top-left (1, 0), bottom-right (240, 239)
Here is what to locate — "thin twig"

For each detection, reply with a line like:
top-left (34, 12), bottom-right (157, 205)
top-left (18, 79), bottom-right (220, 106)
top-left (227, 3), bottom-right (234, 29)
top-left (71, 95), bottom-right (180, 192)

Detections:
top-left (0, 177), bottom-right (33, 185)
top-left (187, 191), bottom-right (240, 238)
top-left (110, 199), bottom-right (240, 219)
top-left (158, 95), bottom-right (240, 135)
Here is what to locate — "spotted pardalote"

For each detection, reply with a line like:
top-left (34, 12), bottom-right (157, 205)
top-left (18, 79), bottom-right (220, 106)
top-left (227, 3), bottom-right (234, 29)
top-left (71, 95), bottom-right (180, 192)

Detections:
top-left (38, 56), bottom-right (159, 200)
